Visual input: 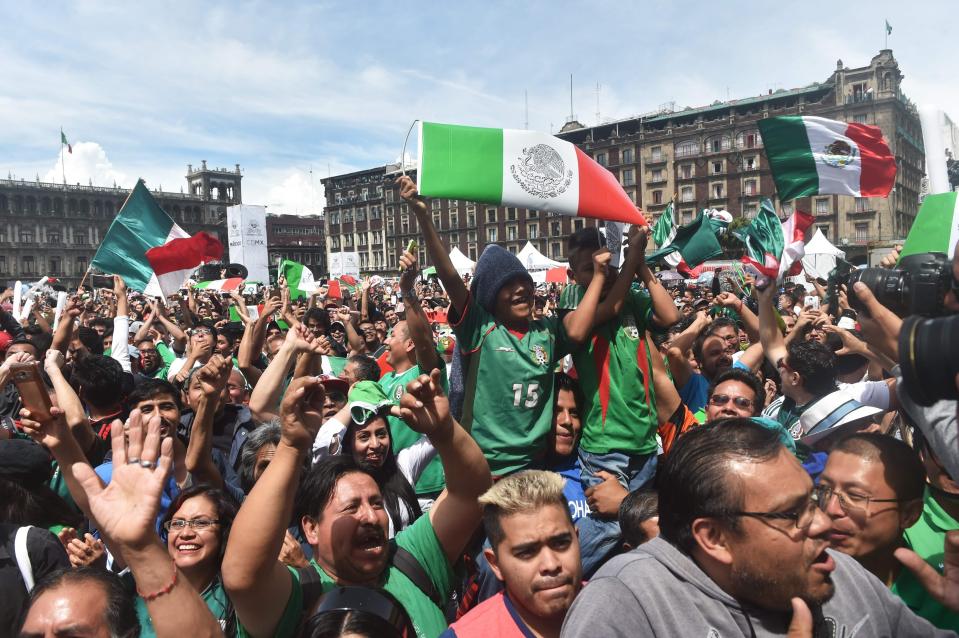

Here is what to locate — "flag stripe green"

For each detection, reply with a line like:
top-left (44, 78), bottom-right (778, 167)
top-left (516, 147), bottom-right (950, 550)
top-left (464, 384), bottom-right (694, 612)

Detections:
top-left (758, 116), bottom-right (819, 201)
top-left (419, 122), bottom-right (503, 203)
top-left (900, 192), bottom-right (959, 259)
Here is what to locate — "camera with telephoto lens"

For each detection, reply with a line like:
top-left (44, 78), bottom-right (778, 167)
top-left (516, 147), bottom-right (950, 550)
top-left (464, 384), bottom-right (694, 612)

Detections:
top-left (828, 252), bottom-right (951, 319)
top-left (899, 313), bottom-right (959, 405)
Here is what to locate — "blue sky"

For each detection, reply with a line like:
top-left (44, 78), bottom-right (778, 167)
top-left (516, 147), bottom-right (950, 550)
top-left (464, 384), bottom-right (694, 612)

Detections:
top-left (1, 0), bottom-right (955, 213)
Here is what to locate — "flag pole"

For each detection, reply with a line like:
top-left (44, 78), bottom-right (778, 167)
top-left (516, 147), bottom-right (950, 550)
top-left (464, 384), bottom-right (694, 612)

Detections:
top-left (77, 268), bottom-right (91, 293)
top-left (60, 127), bottom-right (66, 186)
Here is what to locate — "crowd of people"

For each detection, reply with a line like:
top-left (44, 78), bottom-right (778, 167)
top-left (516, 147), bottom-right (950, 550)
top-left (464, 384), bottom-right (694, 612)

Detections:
top-left (2, 175), bottom-right (959, 637)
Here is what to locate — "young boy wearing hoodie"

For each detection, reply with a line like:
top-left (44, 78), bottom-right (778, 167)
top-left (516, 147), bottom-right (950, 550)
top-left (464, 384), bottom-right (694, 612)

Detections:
top-left (398, 176), bottom-right (609, 477)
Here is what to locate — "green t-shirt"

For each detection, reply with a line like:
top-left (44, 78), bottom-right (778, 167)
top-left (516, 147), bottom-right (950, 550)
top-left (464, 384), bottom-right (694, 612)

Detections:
top-left (891, 487), bottom-right (959, 632)
top-left (135, 577), bottom-right (231, 637)
top-left (451, 293), bottom-right (566, 476)
top-left (558, 285), bottom-right (658, 455)
top-left (379, 364), bottom-right (449, 495)
top-left (240, 513), bottom-right (455, 638)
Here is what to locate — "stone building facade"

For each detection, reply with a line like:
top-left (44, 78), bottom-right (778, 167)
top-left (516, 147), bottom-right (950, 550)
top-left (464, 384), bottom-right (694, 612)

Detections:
top-left (323, 49), bottom-right (924, 272)
top-left (266, 213), bottom-right (326, 280)
top-left (0, 161), bottom-right (242, 288)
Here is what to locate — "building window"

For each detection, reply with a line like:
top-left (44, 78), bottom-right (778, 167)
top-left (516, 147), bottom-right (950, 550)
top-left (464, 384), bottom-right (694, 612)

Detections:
top-left (650, 168), bottom-right (663, 182)
top-left (707, 136), bottom-right (731, 153)
top-left (22, 256), bottom-right (36, 275)
top-left (487, 227), bottom-right (498, 242)
top-left (551, 221), bottom-right (561, 236)
top-left (712, 183), bottom-right (724, 199)
top-left (507, 225), bottom-right (517, 241)
top-left (508, 245), bottom-right (517, 254)
top-left (77, 257), bottom-right (87, 272)
top-left (652, 190), bottom-right (663, 205)
top-left (401, 216), bottom-right (410, 233)
top-left (432, 212), bottom-right (442, 229)
top-left (711, 161), bottom-right (723, 175)
top-left (650, 146), bottom-right (663, 162)
top-left (855, 197), bottom-right (869, 212)
top-left (486, 208), bottom-right (497, 224)
top-left (468, 230), bottom-right (477, 242)
top-left (386, 190), bottom-right (394, 203)
top-left (527, 209), bottom-right (538, 219)
top-left (449, 211), bottom-right (458, 227)
top-left (622, 169), bottom-right (635, 186)
top-left (744, 179), bottom-right (756, 196)
top-left (743, 202), bottom-right (758, 218)
top-left (818, 225), bottom-right (830, 239)
top-left (451, 233), bottom-right (459, 244)
top-left (573, 219), bottom-right (584, 231)
top-left (0, 256), bottom-right (6, 274)
top-left (681, 209), bottom-right (694, 224)
top-left (815, 198), bottom-right (829, 214)
top-left (743, 155), bottom-right (758, 171)
top-left (431, 198), bottom-right (441, 210)
top-left (853, 114), bottom-right (867, 124)
top-left (20, 230), bottom-right (34, 243)
top-left (622, 148), bottom-right (634, 164)
top-left (854, 222), bottom-right (869, 241)
top-left (595, 152), bottom-right (607, 166)
top-left (680, 186), bottom-right (694, 202)
top-left (73, 230), bottom-right (87, 245)
top-left (737, 131), bottom-right (759, 149)
top-left (680, 164), bottom-right (693, 179)
top-left (551, 242), bottom-right (562, 258)
top-left (675, 140), bottom-right (698, 158)
top-left (527, 223), bottom-right (538, 239)
top-left (507, 207), bottom-right (517, 221)
top-left (468, 245), bottom-right (477, 260)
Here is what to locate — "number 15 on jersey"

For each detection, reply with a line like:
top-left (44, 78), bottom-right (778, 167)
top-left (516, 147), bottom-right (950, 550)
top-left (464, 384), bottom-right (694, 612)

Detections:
top-left (512, 382), bottom-right (540, 408)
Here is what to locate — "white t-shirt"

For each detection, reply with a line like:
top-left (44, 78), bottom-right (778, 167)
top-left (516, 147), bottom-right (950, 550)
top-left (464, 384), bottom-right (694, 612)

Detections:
top-left (838, 379), bottom-right (892, 411)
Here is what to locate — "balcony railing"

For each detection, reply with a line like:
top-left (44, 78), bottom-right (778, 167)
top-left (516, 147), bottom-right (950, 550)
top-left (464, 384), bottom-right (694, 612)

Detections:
top-left (845, 93), bottom-right (874, 104)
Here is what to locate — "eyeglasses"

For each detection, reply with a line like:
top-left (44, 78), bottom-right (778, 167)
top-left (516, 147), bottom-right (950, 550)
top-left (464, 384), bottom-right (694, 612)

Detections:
top-left (163, 518), bottom-right (220, 532)
top-left (730, 490), bottom-right (825, 530)
top-left (139, 349), bottom-right (159, 356)
top-left (708, 394), bottom-right (754, 410)
top-left (815, 484), bottom-right (907, 516)
top-left (190, 328), bottom-right (213, 336)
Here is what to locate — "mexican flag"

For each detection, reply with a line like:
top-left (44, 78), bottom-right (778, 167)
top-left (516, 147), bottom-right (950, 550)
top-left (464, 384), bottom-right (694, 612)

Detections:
top-left (758, 116), bottom-right (896, 201)
top-left (60, 129), bottom-right (72, 154)
top-left (194, 278), bottom-right (244, 292)
top-left (418, 122), bottom-right (645, 225)
top-left (900, 192), bottom-right (959, 260)
top-left (651, 203), bottom-right (683, 269)
top-left (736, 199), bottom-right (815, 278)
top-left (279, 259), bottom-right (316, 299)
top-left (647, 209), bottom-right (723, 271)
top-left (92, 181), bottom-right (223, 298)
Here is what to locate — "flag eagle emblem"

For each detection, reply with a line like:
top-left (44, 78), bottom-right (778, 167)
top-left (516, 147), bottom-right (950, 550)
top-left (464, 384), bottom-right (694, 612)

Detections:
top-left (510, 144), bottom-right (573, 198)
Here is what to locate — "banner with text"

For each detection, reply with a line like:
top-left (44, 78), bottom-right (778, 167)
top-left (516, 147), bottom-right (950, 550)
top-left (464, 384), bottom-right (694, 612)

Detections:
top-left (226, 205), bottom-right (270, 283)
top-left (328, 251), bottom-right (360, 278)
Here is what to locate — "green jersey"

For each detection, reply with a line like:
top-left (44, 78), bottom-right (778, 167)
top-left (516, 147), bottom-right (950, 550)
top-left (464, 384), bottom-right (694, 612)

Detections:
top-left (136, 577), bottom-right (231, 637)
top-left (559, 285), bottom-right (659, 455)
top-left (892, 487), bottom-right (959, 631)
top-left (380, 364), bottom-right (448, 494)
top-left (451, 294), bottom-right (566, 476)
top-left (239, 513), bottom-right (455, 638)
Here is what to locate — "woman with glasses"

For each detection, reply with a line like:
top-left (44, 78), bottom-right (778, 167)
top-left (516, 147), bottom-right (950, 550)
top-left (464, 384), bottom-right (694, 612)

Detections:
top-left (136, 484), bottom-right (239, 637)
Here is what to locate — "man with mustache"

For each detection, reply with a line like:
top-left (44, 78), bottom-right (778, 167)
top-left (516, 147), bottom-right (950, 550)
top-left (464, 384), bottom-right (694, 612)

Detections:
top-left (443, 471), bottom-right (582, 638)
top-left (223, 370), bottom-right (492, 638)
top-left (562, 420), bottom-right (951, 637)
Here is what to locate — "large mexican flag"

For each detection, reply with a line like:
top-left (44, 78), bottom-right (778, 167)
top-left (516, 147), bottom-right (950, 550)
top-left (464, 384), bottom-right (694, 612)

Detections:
top-left (758, 115), bottom-right (896, 201)
top-left (900, 192), bottom-right (959, 260)
top-left (91, 181), bottom-right (222, 298)
top-left (418, 122), bottom-right (645, 225)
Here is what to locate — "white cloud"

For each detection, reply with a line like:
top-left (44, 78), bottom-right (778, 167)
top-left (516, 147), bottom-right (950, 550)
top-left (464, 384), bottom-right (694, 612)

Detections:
top-left (261, 170), bottom-right (323, 215)
top-left (42, 141), bottom-right (128, 187)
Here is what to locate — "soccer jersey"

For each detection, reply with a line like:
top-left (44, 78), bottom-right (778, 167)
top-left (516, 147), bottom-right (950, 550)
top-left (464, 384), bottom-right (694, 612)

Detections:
top-left (450, 293), bottom-right (566, 476)
top-left (558, 286), bottom-right (658, 456)
top-left (380, 365), bottom-right (448, 494)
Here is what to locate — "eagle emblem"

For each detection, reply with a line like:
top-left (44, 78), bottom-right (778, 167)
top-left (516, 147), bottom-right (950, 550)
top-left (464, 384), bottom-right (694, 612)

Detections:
top-left (822, 139), bottom-right (857, 168)
top-left (531, 344), bottom-right (548, 366)
top-left (623, 314), bottom-right (640, 340)
top-left (510, 144), bottom-right (573, 198)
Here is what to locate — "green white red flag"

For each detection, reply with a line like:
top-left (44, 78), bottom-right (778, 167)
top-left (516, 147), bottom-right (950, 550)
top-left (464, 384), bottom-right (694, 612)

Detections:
top-left (736, 199), bottom-right (815, 278)
top-left (758, 115), bottom-right (896, 201)
top-left (418, 121), bottom-right (645, 225)
top-left (194, 278), bottom-right (244, 292)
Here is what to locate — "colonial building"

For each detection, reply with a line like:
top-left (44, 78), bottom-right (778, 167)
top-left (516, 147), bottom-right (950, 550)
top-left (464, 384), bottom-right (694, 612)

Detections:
top-left (0, 161), bottom-right (242, 288)
top-left (266, 213), bottom-right (326, 279)
top-left (323, 49), bottom-right (924, 271)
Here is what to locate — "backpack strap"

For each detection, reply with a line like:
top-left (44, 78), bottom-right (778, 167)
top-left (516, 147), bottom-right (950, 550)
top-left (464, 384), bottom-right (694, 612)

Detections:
top-left (392, 545), bottom-right (442, 608)
top-left (297, 563), bottom-right (326, 614)
top-left (14, 525), bottom-right (35, 591)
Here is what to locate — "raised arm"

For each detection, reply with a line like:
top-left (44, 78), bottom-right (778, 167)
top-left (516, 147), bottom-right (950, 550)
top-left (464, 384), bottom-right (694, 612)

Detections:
top-left (183, 355), bottom-right (232, 489)
top-left (394, 369), bottom-right (492, 564)
top-left (42, 350), bottom-right (97, 459)
top-left (248, 324), bottom-right (320, 422)
top-left (758, 284), bottom-right (787, 367)
top-left (111, 276), bottom-right (132, 372)
top-left (223, 376), bottom-right (325, 638)
top-left (154, 299), bottom-right (188, 347)
top-left (50, 296), bottom-right (82, 356)
top-left (562, 248), bottom-right (612, 345)
top-left (399, 250), bottom-right (440, 373)
top-left (336, 306), bottom-right (366, 354)
top-left (715, 291), bottom-right (759, 343)
top-left (397, 176), bottom-right (468, 313)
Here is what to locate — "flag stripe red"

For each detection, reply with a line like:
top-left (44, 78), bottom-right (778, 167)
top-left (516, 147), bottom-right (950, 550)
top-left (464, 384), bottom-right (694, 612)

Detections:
top-left (574, 148), bottom-right (647, 226)
top-left (145, 232), bottom-right (223, 276)
top-left (845, 123), bottom-right (896, 196)
top-left (591, 335), bottom-right (612, 427)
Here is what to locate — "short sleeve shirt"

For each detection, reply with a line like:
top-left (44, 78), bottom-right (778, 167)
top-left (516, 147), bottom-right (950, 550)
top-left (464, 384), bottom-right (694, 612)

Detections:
top-left (239, 513), bottom-right (455, 638)
top-left (449, 293), bottom-right (566, 476)
top-left (558, 286), bottom-right (658, 455)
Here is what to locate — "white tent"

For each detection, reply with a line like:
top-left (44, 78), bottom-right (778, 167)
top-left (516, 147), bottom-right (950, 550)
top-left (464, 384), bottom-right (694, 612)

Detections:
top-left (801, 229), bottom-right (845, 279)
top-left (449, 247), bottom-right (476, 275)
top-left (518, 241), bottom-right (564, 272)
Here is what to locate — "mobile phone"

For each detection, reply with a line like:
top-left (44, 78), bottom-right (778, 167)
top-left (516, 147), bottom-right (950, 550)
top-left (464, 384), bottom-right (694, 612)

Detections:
top-left (804, 295), bottom-right (821, 310)
top-left (11, 362), bottom-right (52, 422)
top-left (407, 239), bottom-right (418, 254)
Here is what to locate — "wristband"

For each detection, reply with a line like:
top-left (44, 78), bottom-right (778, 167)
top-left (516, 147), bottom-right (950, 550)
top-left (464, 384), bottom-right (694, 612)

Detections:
top-left (137, 565), bottom-right (178, 601)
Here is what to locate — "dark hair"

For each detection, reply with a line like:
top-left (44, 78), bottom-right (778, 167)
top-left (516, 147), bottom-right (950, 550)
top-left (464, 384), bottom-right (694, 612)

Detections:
top-left (657, 419), bottom-right (784, 554)
top-left (27, 332), bottom-right (52, 358)
top-left (832, 433), bottom-right (926, 501)
top-left (72, 355), bottom-right (127, 409)
top-left (554, 372), bottom-right (583, 412)
top-left (296, 456), bottom-right (369, 525)
top-left (0, 477), bottom-right (84, 529)
top-left (692, 327), bottom-right (723, 367)
top-left (126, 378), bottom-right (182, 411)
top-left (24, 567), bottom-right (140, 638)
top-left (785, 339), bottom-right (837, 396)
top-left (305, 308), bottom-right (332, 333)
top-left (347, 355), bottom-right (381, 382)
top-left (708, 368), bottom-right (765, 416)
top-left (90, 317), bottom-right (112, 331)
top-left (825, 331), bottom-right (868, 377)
top-left (8, 336), bottom-right (38, 356)
top-left (239, 421), bottom-right (281, 493)
top-left (705, 317), bottom-right (738, 337)
top-left (567, 226), bottom-right (603, 253)
top-left (303, 588), bottom-right (411, 638)
top-left (341, 416), bottom-right (422, 532)
top-left (619, 488), bottom-right (659, 547)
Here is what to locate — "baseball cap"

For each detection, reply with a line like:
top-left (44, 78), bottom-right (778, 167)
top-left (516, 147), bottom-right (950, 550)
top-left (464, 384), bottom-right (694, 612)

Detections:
top-left (317, 374), bottom-right (349, 396)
